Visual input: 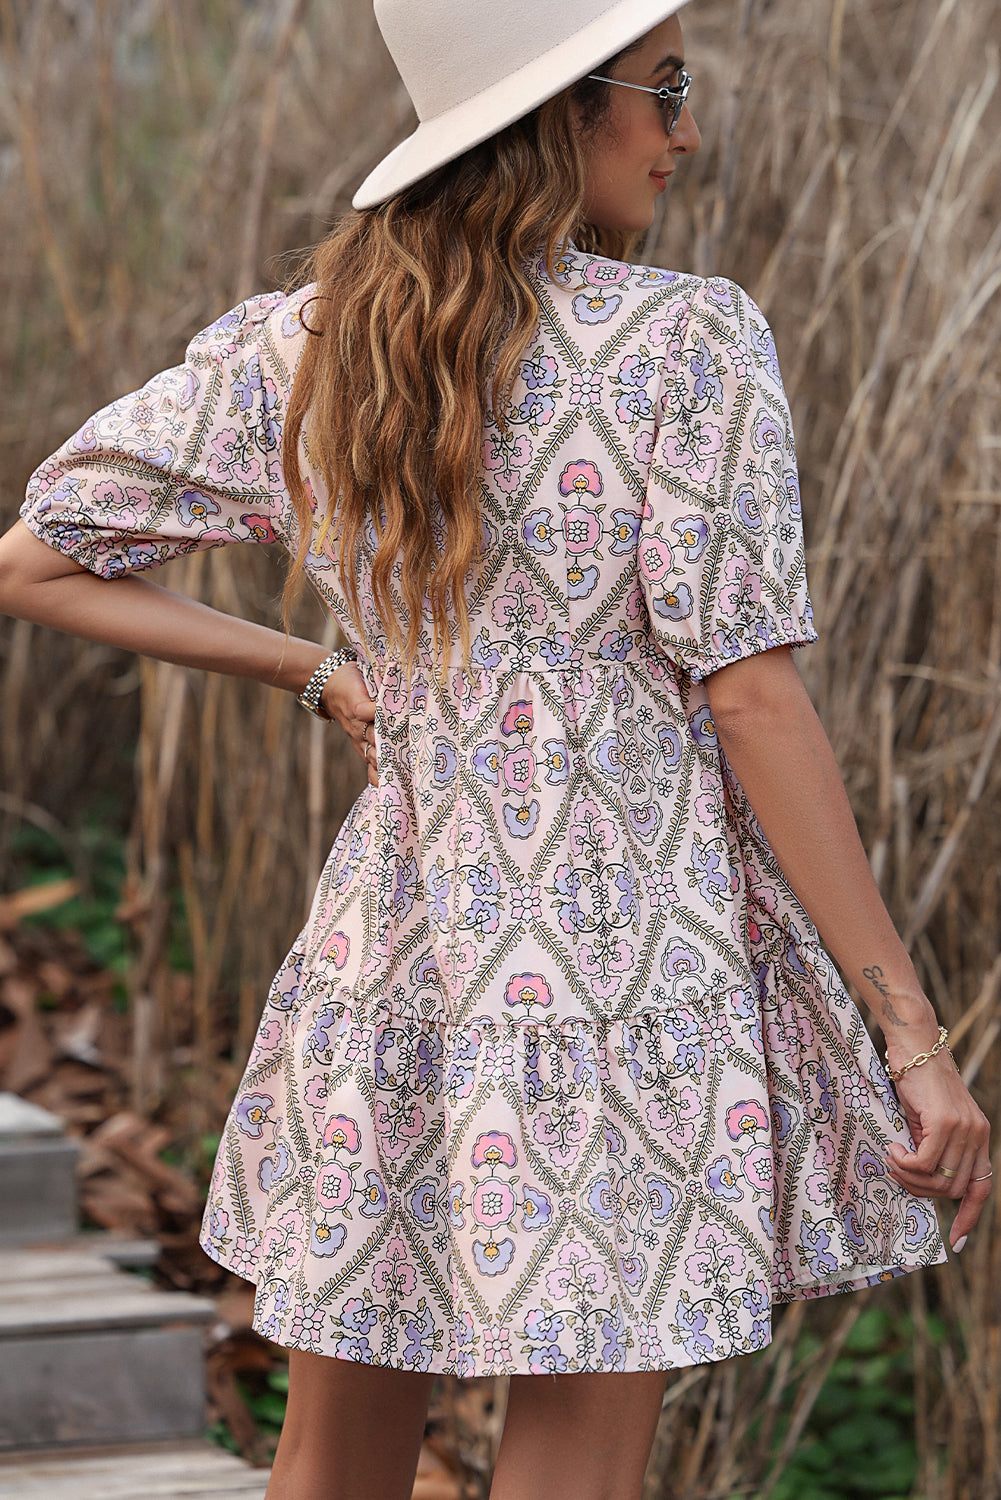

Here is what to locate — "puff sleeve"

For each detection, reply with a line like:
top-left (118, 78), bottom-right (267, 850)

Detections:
top-left (19, 289), bottom-right (310, 577)
top-left (637, 276), bottom-right (819, 682)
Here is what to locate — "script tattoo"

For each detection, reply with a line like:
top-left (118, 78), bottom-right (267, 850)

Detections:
top-left (862, 964), bottom-right (889, 996)
top-left (864, 964), bottom-right (910, 1027)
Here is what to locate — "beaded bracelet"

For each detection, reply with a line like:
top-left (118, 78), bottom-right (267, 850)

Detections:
top-left (885, 1024), bottom-right (952, 1082)
top-left (297, 647), bottom-right (359, 720)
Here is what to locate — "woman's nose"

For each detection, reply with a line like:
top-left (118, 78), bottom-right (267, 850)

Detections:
top-left (671, 104), bottom-right (701, 155)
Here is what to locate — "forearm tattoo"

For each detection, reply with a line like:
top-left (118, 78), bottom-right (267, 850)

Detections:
top-left (863, 964), bottom-right (909, 1027)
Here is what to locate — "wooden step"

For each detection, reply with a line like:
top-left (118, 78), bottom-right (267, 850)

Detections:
top-left (0, 1439), bottom-right (270, 1497)
top-left (0, 1246), bottom-right (216, 1450)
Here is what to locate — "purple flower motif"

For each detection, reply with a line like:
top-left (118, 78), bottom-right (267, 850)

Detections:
top-left (771, 1099), bottom-right (795, 1144)
top-left (628, 803), bottom-right (663, 844)
top-left (753, 412), bottom-right (783, 451)
top-left (527, 1343), bottom-right (569, 1373)
top-left (470, 631), bottom-right (503, 671)
top-left (903, 1199), bottom-right (935, 1249)
top-left (608, 508), bottom-right (642, 554)
top-left (259, 1312), bottom-right (282, 1341)
top-left (616, 388), bottom-right (655, 426)
top-left (707, 1155), bottom-right (744, 1201)
top-left (618, 1253), bottom-right (646, 1290)
top-left (521, 350), bottom-right (559, 390)
top-left (656, 723), bottom-right (683, 770)
top-left (471, 742), bottom-right (501, 786)
top-left (448, 1181), bottom-right (466, 1228)
top-left (572, 290), bottom-right (623, 324)
top-left (425, 864), bottom-right (451, 926)
top-left (503, 801), bottom-right (540, 838)
top-left (799, 1214), bottom-right (839, 1277)
top-left (334, 1334), bottom-right (372, 1361)
top-left (341, 1297), bottom-right (379, 1334)
top-left (601, 1315), bottom-right (627, 1368)
top-left (257, 1140), bottom-right (291, 1191)
top-left (671, 514), bottom-right (710, 560)
top-left (515, 390), bottom-right (556, 426)
top-left (661, 940), bottom-right (704, 978)
top-left (522, 1185), bottom-right (553, 1230)
top-left (524, 1308), bottom-right (564, 1342)
top-left (472, 1237), bottom-right (516, 1275)
top-left (689, 704), bottom-right (718, 748)
top-left (741, 1278), bottom-right (770, 1348)
top-left (416, 1031), bottom-right (442, 1090)
top-left (177, 489), bottom-right (221, 528)
top-left (537, 631), bottom-right (576, 666)
top-left (445, 1060), bottom-right (475, 1097)
top-left (587, 1175), bottom-right (616, 1221)
top-left (309, 1219), bottom-right (347, 1257)
top-left (650, 581), bottom-right (695, 623)
top-left (567, 561), bottom-right (600, 599)
top-left (410, 1176), bottom-right (438, 1228)
top-left (646, 1176), bottom-right (676, 1221)
top-left (617, 353), bottom-right (659, 388)
top-left (596, 629), bottom-right (633, 663)
top-left (402, 1303), bottom-right (437, 1369)
top-left (235, 1092), bottom-right (274, 1138)
top-left (593, 731), bottom-right (624, 777)
top-left (360, 1169), bottom-right (388, 1217)
top-left (674, 1294), bottom-right (713, 1360)
top-left (855, 1143), bottom-right (885, 1180)
top-left (542, 739), bottom-right (571, 784)
top-left (735, 485), bottom-right (762, 531)
top-left (842, 1202), bottom-right (866, 1250)
top-left (522, 507), bottom-right (557, 554)
top-left (675, 1041), bottom-right (706, 1073)
top-left (431, 738), bottom-right (457, 785)
top-left (759, 1203), bottom-right (776, 1241)
top-left (688, 336), bottom-right (724, 404)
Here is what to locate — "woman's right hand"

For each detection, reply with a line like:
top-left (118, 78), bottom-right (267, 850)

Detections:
top-left (320, 661), bottom-right (378, 787)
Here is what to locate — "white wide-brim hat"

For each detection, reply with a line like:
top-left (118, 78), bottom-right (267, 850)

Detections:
top-left (353, 0), bottom-right (691, 210)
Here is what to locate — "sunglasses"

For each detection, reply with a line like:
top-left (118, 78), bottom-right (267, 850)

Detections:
top-left (585, 69), bottom-right (693, 136)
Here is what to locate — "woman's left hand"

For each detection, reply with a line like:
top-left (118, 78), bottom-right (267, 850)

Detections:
top-left (883, 1044), bottom-right (992, 1250)
top-left (319, 660), bottom-right (378, 786)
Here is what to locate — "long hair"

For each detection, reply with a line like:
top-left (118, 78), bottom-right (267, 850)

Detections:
top-left (281, 58), bottom-right (641, 684)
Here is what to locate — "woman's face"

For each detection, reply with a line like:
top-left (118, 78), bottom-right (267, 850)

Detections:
top-left (579, 15), bottom-right (701, 234)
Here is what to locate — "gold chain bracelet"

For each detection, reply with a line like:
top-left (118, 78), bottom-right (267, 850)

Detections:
top-left (885, 1024), bottom-right (952, 1082)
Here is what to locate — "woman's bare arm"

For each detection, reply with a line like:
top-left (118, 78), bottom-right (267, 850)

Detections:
top-left (704, 645), bottom-right (991, 1245)
top-left (0, 519), bottom-right (378, 782)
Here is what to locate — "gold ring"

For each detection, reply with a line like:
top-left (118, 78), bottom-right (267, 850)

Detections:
top-left (937, 1165), bottom-right (958, 1179)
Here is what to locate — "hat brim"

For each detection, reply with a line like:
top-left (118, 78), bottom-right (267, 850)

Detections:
top-left (352, 0), bottom-right (690, 210)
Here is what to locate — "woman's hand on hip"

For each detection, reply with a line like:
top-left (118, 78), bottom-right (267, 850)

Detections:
top-left (320, 662), bottom-right (378, 787)
top-left (883, 1045), bottom-right (992, 1249)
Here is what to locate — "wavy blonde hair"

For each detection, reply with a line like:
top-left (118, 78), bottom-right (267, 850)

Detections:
top-left (281, 63), bottom-right (641, 683)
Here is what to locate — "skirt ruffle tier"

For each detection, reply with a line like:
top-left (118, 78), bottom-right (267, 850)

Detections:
top-left (199, 936), bottom-right (946, 1377)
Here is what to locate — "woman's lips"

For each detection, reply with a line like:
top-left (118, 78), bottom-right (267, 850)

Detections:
top-left (649, 170), bottom-right (672, 191)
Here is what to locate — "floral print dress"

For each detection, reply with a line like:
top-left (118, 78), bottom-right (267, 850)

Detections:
top-left (20, 241), bottom-right (946, 1376)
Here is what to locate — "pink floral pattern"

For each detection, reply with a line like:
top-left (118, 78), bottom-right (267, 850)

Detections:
top-left (20, 241), bottom-right (945, 1378)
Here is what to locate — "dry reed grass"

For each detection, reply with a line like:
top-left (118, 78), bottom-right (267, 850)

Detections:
top-left (1, 0), bottom-right (999, 1495)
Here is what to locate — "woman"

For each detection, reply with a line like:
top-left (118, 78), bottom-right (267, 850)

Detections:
top-left (0, 0), bottom-right (992, 1496)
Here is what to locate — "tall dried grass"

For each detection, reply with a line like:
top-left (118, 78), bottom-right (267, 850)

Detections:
top-left (0, 0), bottom-right (998, 1495)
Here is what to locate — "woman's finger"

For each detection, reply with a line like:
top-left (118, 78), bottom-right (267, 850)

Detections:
top-left (948, 1170), bottom-right (993, 1247)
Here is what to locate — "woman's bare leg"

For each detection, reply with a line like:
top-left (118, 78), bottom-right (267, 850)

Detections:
top-left (489, 1370), bottom-right (670, 1500)
top-left (265, 1350), bottom-right (435, 1500)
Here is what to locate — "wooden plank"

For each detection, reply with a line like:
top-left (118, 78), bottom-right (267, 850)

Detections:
top-left (0, 1249), bottom-right (134, 1281)
top-left (0, 1439), bottom-right (270, 1497)
top-left (0, 1286), bottom-right (215, 1335)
